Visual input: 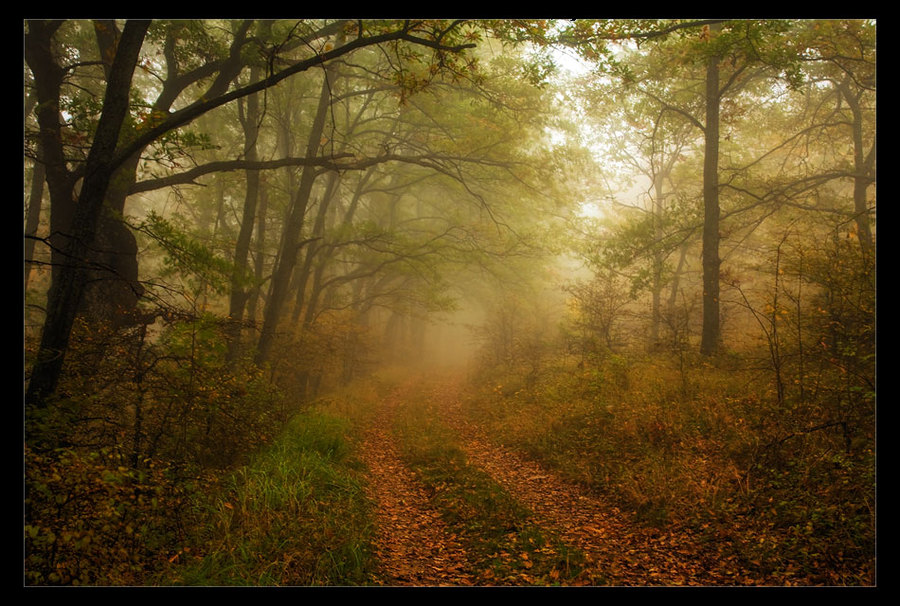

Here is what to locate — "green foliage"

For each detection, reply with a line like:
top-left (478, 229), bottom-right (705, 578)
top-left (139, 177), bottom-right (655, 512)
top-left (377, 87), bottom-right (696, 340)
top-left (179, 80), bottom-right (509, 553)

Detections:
top-left (802, 232), bottom-right (875, 408)
top-left (59, 94), bottom-right (104, 145)
top-left (24, 306), bottom-right (374, 586)
top-left (138, 211), bottom-right (235, 295)
top-left (24, 445), bottom-right (200, 585)
top-left (145, 20), bottom-right (232, 69)
top-left (139, 124), bottom-right (220, 167)
top-left (150, 316), bottom-right (285, 467)
top-left (563, 273), bottom-right (635, 355)
top-left (54, 315), bottom-right (283, 467)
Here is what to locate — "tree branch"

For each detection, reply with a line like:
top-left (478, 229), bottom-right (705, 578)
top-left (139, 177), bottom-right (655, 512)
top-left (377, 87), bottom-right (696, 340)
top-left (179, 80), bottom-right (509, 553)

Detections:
top-left (102, 23), bottom-right (476, 180)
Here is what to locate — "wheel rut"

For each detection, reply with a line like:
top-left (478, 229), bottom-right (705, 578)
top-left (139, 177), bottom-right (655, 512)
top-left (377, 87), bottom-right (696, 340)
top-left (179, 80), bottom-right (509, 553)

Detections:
top-left (428, 375), bottom-right (736, 586)
top-left (358, 387), bottom-right (475, 586)
top-left (359, 374), bottom-right (736, 586)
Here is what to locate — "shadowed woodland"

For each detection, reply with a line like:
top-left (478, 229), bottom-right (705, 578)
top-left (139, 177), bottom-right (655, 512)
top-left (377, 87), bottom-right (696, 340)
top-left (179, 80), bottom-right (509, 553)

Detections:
top-left (23, 19), bottom-right (875, 587)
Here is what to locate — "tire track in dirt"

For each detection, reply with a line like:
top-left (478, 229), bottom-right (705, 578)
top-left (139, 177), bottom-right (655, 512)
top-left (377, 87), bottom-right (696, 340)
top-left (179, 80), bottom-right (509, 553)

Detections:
top-left (429, 375), bottom-right (736, 586)
top-left (358, 388), bottom-right (476, 586)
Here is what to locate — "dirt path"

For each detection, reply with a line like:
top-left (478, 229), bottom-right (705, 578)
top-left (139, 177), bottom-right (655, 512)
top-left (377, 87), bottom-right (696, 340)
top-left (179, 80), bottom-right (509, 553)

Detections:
top-left (426, 376), bottom-right (737, 586)
top-left (359, 374), bottom-right (737, 586)
top-left (358, 387), bottom-right (476, 586)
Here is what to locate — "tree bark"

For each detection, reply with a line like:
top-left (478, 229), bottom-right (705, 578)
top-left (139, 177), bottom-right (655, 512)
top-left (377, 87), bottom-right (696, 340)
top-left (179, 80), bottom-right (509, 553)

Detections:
top-left (226, 64), bottom-right (264, 361)
top-left (649, 172), bottom-right (665, 349)
top-left (255, 66), bottom-right (337, 364)
top-left (246, 181), bottom-right (269, 323)
top-left (24, 153), bottom-right (45, 293)
top-left (838, 77), bottom-right (874, 260)
top-left (74, 20), bottom-right (145, 328)
top-left (291, 171), bottom-right (340, 321)
top-left (24, 21), bottom-right (76, 307)
top-left (700, 49), bottom-right (722, 357)
top-left (26, 20), bottom-right (151, 408)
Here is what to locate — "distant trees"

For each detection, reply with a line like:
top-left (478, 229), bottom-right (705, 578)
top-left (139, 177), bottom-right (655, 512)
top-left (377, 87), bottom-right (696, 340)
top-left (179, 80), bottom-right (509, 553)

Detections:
top-left (24, 19), bottom-right (572, 409)
top-left (23, 19), bottom-right (875, 587)
top-left (23, 16), bottom-right (875, 433)
top-left (558, 19), bottom-right (874, 359)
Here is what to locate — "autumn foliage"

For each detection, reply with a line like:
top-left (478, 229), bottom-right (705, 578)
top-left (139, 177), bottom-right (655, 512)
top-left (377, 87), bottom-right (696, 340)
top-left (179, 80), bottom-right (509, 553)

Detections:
top-left (24, 18), bottom-right (874, 587)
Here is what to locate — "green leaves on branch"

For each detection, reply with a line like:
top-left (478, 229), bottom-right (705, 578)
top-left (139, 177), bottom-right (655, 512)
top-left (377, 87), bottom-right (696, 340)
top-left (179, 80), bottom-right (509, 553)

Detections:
top-left (138, 211), bottom-right (235, 296)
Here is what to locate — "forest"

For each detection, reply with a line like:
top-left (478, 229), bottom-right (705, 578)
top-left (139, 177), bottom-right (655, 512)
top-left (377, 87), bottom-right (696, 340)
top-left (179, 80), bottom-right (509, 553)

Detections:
top-left (23, 19), bottom-right (875, 587)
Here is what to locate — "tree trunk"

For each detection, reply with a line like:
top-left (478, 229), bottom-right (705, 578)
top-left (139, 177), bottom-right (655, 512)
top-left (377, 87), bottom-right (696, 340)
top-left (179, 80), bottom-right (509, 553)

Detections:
top-left (25, 21), bottom-right (76, 313)
top-left (226, 64), bottom-right (263, 361)
top-left (24, 154), bottom-right (45, 293)
top-left (838, 77), bottom-right (874, 260)
top-left (26, 20), bottom-right (150, 408)
top-left (649, 173), bottom-right (665, 350)
top-left (291, 171), bottom-right (340, 321)
top-left (76, 20), bottom-right (145, 329)
top-left (78, 159), bottom-right (145, 328)
top-left (246, 180), bottom-right (269, 323)
top-left (700, 50), bottom-right (722, 357)
top-left (255, 66), bottom-right (337, 364)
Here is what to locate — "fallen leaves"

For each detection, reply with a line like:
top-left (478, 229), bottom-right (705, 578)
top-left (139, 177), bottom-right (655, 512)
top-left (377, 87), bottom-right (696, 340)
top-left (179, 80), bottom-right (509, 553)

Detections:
top-left (359, 397), bottom-right (475, 586)
top-left (354, 374), bottom-right (857, 587)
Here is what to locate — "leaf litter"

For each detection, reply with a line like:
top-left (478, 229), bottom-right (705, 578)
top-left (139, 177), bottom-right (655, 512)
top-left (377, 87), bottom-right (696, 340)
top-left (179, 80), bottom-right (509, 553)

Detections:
top-left (360, 374), bottom-right (749, 586)
top-left (358, 388), bottom-right (476, 586)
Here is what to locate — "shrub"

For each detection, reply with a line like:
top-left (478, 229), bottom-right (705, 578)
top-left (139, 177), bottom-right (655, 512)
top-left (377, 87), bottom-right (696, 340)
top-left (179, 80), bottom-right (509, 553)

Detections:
top-left (24, 445), bottom-right (200, 585)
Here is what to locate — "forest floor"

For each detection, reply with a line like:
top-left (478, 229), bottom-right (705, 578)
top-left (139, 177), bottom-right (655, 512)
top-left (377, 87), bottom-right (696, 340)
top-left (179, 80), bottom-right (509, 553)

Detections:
top-left (357, 373), bottom-right (745, 587)
top-left (359, 382), bottom-right (477, 586)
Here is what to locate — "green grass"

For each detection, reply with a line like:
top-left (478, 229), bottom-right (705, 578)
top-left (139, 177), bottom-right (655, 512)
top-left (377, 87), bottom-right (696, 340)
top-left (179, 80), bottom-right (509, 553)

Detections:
top-left (169, 409), bottom-right (375, 586)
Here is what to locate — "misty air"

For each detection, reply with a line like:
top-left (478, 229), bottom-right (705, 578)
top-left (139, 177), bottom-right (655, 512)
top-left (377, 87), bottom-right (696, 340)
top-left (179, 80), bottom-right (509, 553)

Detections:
top-left (24, 19), bottom-right (876, 587)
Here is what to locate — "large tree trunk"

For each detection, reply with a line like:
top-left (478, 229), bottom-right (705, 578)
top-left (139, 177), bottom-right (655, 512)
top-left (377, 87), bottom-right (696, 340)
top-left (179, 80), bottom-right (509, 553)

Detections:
top-left (26, 20), bottom-right (150, 408)
top-left (838, 77), bottom-right (875, 260)
top-left (76, 21), bottom-right (145, 328)
top-left (226, 64), bottom-right (263, 361)
top-left (78, 158), bottom-right (146, 328)
top-left (700, 50), bottom-right (722, 357)
top-left (25, 21), bottom-right (76, 313)
top-left (24, 153), bottom-right (45, 293)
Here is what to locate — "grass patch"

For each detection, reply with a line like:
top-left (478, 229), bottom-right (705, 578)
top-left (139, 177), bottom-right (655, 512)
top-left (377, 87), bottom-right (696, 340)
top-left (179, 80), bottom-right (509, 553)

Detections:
top-left (168, 409), bottom-right (374, 586)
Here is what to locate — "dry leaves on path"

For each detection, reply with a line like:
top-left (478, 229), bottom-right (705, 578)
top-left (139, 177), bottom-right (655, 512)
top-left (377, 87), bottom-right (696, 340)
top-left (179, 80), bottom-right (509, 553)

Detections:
top-left (358, 391), bottom-right (476, 586)
top-left (430, 376), bottom-right (740, 586)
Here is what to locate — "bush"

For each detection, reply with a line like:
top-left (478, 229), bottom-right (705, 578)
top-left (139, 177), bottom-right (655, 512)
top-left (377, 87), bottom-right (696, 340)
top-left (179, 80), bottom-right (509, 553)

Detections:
top-left (463, 352), bottom-right (875, 583)
top-left (24, 445), bottom-right (200, 585)
top-left (24, 313), bottom-right (292, 585)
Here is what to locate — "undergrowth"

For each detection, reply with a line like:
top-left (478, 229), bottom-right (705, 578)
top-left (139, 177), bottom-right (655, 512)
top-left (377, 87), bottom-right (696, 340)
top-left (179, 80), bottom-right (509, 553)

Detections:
top-left (164, 409), bottom-right (374, 586)
top-left (464, 353), bottom-right (875, 585)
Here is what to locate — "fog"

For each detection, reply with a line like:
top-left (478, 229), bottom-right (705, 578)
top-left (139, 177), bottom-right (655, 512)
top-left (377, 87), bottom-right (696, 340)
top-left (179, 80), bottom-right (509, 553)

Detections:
top-left (24, 19), bottom-right (875, 587)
